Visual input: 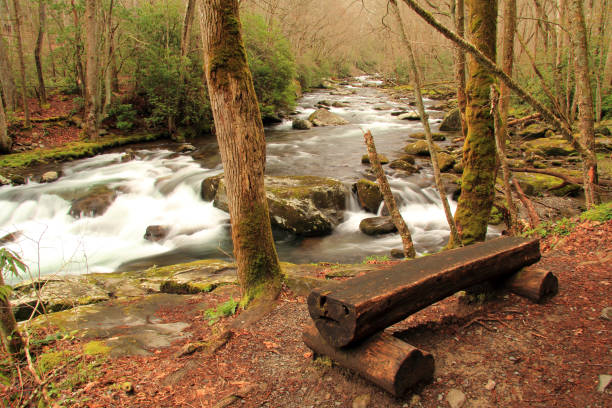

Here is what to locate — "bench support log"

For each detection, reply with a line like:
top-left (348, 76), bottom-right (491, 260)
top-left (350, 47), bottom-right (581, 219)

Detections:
top-left (308, 237), bottom-right (540, 347)
top-left (303, 323), bottom-right (434, 397)
top-left (504, 266), bottom-right (558, 303)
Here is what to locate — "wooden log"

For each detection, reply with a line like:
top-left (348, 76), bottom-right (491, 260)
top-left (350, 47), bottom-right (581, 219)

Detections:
top-left (504, 266), bottom-right (558, 303)
top-left (308, 237), bottom-right (540, 347)
top-left (302, 323), bottom-right (434, 397)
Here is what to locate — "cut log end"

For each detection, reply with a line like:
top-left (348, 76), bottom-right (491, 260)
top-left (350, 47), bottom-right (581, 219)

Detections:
top-left (505, 266), bottom-right (559, 303)
top-left (302, 323), bottom-right (434, 396)
top-left (307, 292), bottom-right (356, 347)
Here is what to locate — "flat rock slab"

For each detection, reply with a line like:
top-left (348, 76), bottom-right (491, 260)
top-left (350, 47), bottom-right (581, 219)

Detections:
top-left (28, 293), bottom-right (193, 357)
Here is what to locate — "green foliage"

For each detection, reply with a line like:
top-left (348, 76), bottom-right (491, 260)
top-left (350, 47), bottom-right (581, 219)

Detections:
top-left (361, 255), bottom-right (390, 264)
top-left (107, 103), bottom-right (137, 131)
top-left (204, 297), bottom-right (239, 325)
top-left (524, 217), bottom-right (576, 238)
top-left (0, 248), bottom-right (27, 301)
top-left (580, 202), bottom-right (612, 222)
top-left (601, 93), bottom-right (612, 120)
top-left (243, 13), bottom-right (296, 119)
top-left (36, 350), bottom-right (71, 377)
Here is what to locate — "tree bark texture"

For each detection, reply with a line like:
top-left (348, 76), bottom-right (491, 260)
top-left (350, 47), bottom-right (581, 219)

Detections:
top-left (569, 0), bottom-right (599, 208)
top-left (503, 266), bottom-right (558, 303)
top-left (389, 0), bottom-right (459, 247)
top-left (453, 0), bottom-right (468, 139)
top-left (34, 0), bottom-right (47, 106)
top-left (307, 237), bottom-right (540, 347)
top-left (0, 90), bottom-right (11, 153)
top-left (452, 0), bottom-right (498, 246)
top-left (498, 0), bottom-right (516, 144)
top-left (11, 0), bottom-right (30, 128)
top-left (84, 0), bottom-right (99, 140)
top-left (199, 0), bottom-right (282, 303)
top-left (71, 0), bottom-right (86, 97)
top-left (303, 323), bottom-right (434, 396)
top-left (0, 36), bottom-right (16, 111)
top-left (363, 130), bottom-right (416, 258)
top-left (0, 273), bottom-right (23, 356)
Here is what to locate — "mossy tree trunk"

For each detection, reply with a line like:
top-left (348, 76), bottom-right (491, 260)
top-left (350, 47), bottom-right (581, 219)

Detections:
top-left (0, 90), bottom-right (11, 153)
top-left (452, 0), bottom-right (467, 139)
top-left (11, 0), bottom-right (30, 128)
top-left (569, 0), bottom-right (599, 208)
top-left (0, 273), bottom-right (23, 356)
top-left (199, 0), bottom-right (282, 304)
top-left (451, 0), bottom-right (498, 246)
top-left (84, 0), bottom-right (99, 141)
top-left (34, 0), bottom-right (47, 107)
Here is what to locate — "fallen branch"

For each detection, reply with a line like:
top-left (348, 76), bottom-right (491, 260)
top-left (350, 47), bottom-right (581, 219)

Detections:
top-left (512, 167), bottom-right (612, 187)
top-left (512, 178), bottom-right (540, 228)
top-left (507, 113), bottom-right (541, 126)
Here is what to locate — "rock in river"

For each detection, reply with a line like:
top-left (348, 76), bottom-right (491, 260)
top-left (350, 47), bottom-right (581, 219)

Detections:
top-left (359, 216), bottom-right (397, 235)
top-left (69, 185), bottom-right (117, 218)
top-left (439, 107), bottom-right (461, 131)
top-left (353, 179), bottom-right (383, 213)
top-left (201, 175), bottom-right (348, 236)
top-left (308, 108), bottom-right (349, 126)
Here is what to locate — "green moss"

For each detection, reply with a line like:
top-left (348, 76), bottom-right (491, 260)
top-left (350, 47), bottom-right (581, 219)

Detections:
top-left (0, 133), bottom-right (165, 170)
top-left (514, 172), bottom-right (581, 197)
top-left (580, 202), bottom-right (612, 222)
top-left (160, 280), bottom-right (216, 294)
top-left (37, 350), bottom-right (70, 376)
top-left (83, 340), bottom-right (110, 356)
top-left (489, 205), bottom-right (504, 225)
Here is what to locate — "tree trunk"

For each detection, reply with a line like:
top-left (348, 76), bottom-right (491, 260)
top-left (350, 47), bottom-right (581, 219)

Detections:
top-left (0, 91), bottom-right (11, 153)
top-left (569, 0), bottom-right (599, 208)
top-left (11, 0), bottom-right (30, 128)
top-left (307, 237), bottom-right (540, 347)
top-left (102, 0), bottom-right (115, 118)
top-left (0, 36), bottom-right (16, 111)
top-left (389, 0), bottom-right (460, 247)
top-left (451, 0), bottom-right (498, 246)
top-left (199, 0), bottom-right (282, 304)
top-left (171, 0), bottom-right (196, 138)
top-left (84, 0), bottom-right (99, 140)
top-left (503, 266), bottom-right (558, 303)
top-left (453, 0), bottom-right (467, 139)
top-left (34, 0), bottom-right (47, 106)
top-left (0, 273), bottom-right (23, 356)
top-left (363, 130), bottom-right (416, 258)
top-left (499, 0), bottom-right (516, 144)
top-left (71, 0), bottom-right (86, 97)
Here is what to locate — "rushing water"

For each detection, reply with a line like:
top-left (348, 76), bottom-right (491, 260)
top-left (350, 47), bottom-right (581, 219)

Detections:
top-left (0, 77), bottom-right (499, 282)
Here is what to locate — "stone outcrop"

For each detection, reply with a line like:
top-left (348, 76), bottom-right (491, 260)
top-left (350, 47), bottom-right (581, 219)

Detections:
top-left (201, 175), bottom-right (348, 236)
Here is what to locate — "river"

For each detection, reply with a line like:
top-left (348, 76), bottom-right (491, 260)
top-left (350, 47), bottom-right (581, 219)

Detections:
top-left (0, 77), bottom-right (498, 282)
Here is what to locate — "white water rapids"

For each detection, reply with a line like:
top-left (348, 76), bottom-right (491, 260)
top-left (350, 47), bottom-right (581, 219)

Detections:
top-left (0, 77), bottom-right (499, 282)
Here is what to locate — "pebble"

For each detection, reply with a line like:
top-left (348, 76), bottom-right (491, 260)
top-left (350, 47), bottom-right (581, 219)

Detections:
top-left (600, 307), bottom-right (612, 320)
top-left (352, 393), bottom-right (371, 408)
top-left (446, 389), bottom-right (466, 408)
top-left (485, 379), bottom-right (496, 391)
top-left (409, 394), bottom-right (421, 406)
top-left (41, 171), bottom-right (59, 183)
top-left (598, 374), bottom-right (612, 392)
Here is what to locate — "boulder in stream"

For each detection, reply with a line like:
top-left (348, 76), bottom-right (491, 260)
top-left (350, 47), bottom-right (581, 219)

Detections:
top-left (144, 225), bottom-right (170, 242)
top-left (398, 112), bottom-right (420, 121)
top-left (361, 154), bottom-right (389, 165)
top-left (292, 119), bottom-right (313, 130)
top-left (389, 159), bottom-right (419, 174)
top-left (353, 179), bottom-right (383, 213)
top-left (41, 171), bottom-right (60, 183)
top-left (308, 108), bottom-right (349, 126)
top-left (201, 175), bottom-right (348, 236)
top-left (69, 185), bottom-right (117, 218)
top-left (359, 216), bottom-right (397, 235)
top-left (404, 140), bottom-right (441, 156)
top-left (439, 107), bottom-right (461, 131)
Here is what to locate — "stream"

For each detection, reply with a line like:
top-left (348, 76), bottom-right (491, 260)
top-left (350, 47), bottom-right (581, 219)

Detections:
top-left (0, 77), bottom-right (499, 282)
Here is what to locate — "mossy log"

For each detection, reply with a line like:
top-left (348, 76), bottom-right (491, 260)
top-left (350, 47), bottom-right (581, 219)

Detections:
top-left (307, 237), bottom-right (540, 347)
top-left (504, 266), bottom-right (558, 303)
top-left (302, 323), bottom-right (434, 396)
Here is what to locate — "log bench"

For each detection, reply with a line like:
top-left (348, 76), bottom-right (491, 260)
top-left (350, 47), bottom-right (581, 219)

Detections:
top-left (303, 236), bottom-right (558, 396)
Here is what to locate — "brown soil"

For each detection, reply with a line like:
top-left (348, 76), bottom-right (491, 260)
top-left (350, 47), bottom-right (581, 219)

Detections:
top-left (3, 219), bottom-right (610, 407)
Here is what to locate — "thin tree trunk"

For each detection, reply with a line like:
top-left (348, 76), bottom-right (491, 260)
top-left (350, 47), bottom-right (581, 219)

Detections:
top-left (199, 0), bottom-right (282, 304)
top-left (46, 26), bottom-right (56, 80)
top-left (400, 0), bottom-right (599, 210)
top-left (512, 178), bottom-right (540, 228)
top-left (0, 273), bottom-right (23, 356)
top-left (0, 91), bottom-right (11, 153)
top-left (84, 0), bottom-right (98, 140)
top-left (71, 0), bottom-right (86, 97)
top-left (569, 0), bottom-right (599, 208)
top-left (11, 0), bottom-right (30, 127)
top-left (363, 130), bottom-right (416, 258)
top-left (0, 36), bottom-right (16, 111)
top-left (499, 0), bottom-right (516, 144)
top-left (34, 0), bottom-right (47, 106)
top-left (453, 0), bottom-right (467, 139)
top-left (102, 0), bottom-right (115, 118)
top-left (390, 0), bottom-right (459, 247)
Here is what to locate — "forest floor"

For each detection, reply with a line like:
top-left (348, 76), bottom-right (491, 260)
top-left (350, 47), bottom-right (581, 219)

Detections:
top-left (4, 218), bottom-right (611, 407)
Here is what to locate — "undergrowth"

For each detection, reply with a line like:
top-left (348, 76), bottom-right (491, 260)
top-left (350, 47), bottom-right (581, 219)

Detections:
top-left (524, 202), bottom-right (612, 238)
top-left (204, 297), bottom-right (239, 325)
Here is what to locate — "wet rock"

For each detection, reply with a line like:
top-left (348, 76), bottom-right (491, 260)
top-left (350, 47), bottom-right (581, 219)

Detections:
top-left (317, 100), bottom-right (331, 107)
top-left (390, 110), bottom-right (408, 116)
top-left (292, 119), bottom-right (313, 130)
top-left (41, 171), bottom-right (60, 183)
top-left (409, 132), bottom-right (446, 141)
top-left (453, 161), bottom-right (464, 174)
top-left (11, 277), bottom-right (110, 321)
top-left (523, 138), bottom-right (574, 156)
top-left (359, 217), bottom-right (397, 235)
top-left (144, 225), bottom-right (170, 242)
top-left (160, 262), bottom-right (237, 294)
top-left (203, 175), bottom-right (348, 236)
top-left (330, 89), bottom-right (355, 96)
top-left (446, 389), bottom-right (466, 408)
top-left (0, 231), bottom-right (22, 245)
top-left (598, 374), bottom-right (612, 392)
top-left (437, 152), bottom-right (455, 172)
top-left (361, 154), bottom-right (389, 165)
top-left (404, 140), bottom-right (440, 156)
top-left (389, 159), bottom-right (418, 174)
top-left (69, 185), bottom-right (117, 218)
top-left (398, 112), bottom-right (420, 120)
top-left (352, 393), bottom-right (371, 408)
top-left (308, 108), bottom-right (349, 126)
top-left (122, 149), bottom-right (136, 162)
top-left (397, 155), bottom-right (416, 164)
top-left (390, 248), bottom-right (405, 258)
top-left (373, 104), bottom-right (392, 111)
top-left (353, 179), bottom-right (383, 213)
top-left (516, 123), bottom-right (551, 139)
top-left (439, 108), bottom-right (461, 131)
top-left (514, 171), bottom-right (581, 197)
top-left (332, 101), bottom-right (348, 108)
top-left (177, 143), bottom-right (197, 153)
top-left (600, 307), bottom-right (612, 320)
top-left (320, 80), bottom-right (337, 89)
top-left (0, 175), bottom-right (11, 185)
